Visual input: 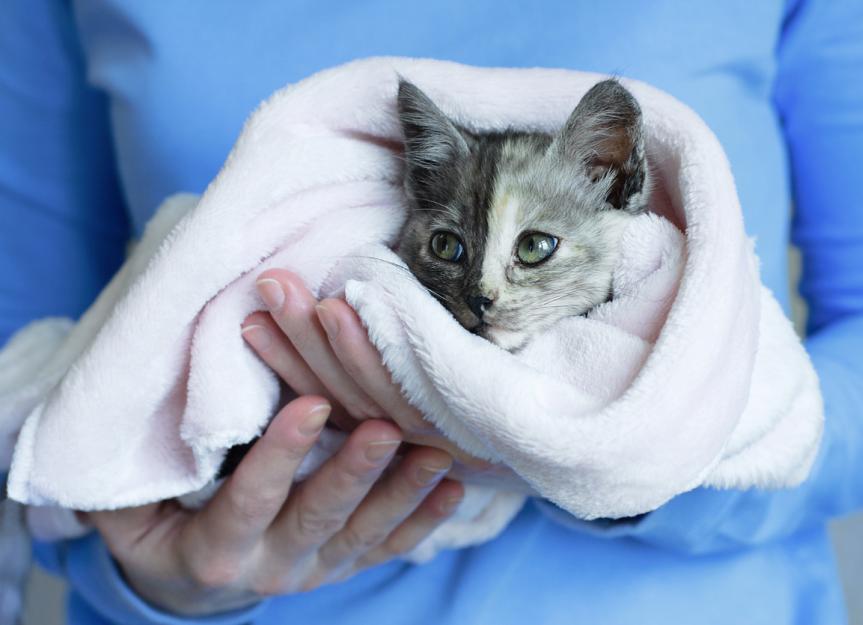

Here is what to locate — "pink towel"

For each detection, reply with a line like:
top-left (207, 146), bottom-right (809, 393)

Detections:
top-left (0, 59), bottom-right (822, 548)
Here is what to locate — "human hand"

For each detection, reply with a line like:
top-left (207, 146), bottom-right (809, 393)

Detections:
top-left (88, 397), bottom-right (463, 616)
top-left (243, 269), bottom-right (533, 493)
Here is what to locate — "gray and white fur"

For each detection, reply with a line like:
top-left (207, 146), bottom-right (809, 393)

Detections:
top-left (395, 78), bottom-right (650, 351)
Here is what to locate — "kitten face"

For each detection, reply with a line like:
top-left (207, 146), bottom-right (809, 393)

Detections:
top-left (396, 79), bottom-right (650, 351)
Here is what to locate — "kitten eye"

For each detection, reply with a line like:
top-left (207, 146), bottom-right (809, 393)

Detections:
top-left (430, 231), bottom-right (465, 262)
top-left (516, 232), bottom-right (558, 265)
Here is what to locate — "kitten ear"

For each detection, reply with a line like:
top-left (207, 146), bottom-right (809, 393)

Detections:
top-left (397, 79), bottom-right (469, 201)
top-left (554, 79), bottom-right (648, 212)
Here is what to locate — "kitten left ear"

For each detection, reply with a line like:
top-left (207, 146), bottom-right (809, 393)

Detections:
top-left (554, 79), bottom-right (648, 212)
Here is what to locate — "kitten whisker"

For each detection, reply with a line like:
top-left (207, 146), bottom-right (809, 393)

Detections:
top-left (534, 291), bottom-right (572, 305)
top-left (339, 254), bottom-right (456, 304)
top-left (538, 303), bottom-right (593, 311)
top-left (340, 254), bottom-right (412, 273)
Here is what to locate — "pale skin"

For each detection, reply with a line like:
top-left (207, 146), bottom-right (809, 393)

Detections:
top-left (88, 269), bottom-right (527, 616)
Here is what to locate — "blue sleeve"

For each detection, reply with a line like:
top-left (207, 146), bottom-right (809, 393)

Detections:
top-left (0, 0), bottom-right (129, 346)
top-left (1, 3), bottom-right (264, 623)
top-left (545, 0), bottom-right (863, 554)
top-left (779, 0), bottom-right (863, 515)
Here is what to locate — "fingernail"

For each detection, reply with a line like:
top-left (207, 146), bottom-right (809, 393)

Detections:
top-left (241, 324), bottom-right (272, 351)
top-left (256, 278), bottom-right (285, 310)
top-left (415, 463), bottom-right (450, 486)
top-left (315, 304), bottom-right (340, 340)
top-left (440, 496), bottom-right (463, 515)
top-left (365, 440), bottom-right (400, 463)
top-left (299, 404), bottom-right (331, 436)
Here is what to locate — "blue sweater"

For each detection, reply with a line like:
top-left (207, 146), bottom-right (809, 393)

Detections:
top-left (2, 1), bottom-right (862, 623)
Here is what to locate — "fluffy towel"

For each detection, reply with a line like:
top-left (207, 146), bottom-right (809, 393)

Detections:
top-left (0, 59), bottom-right (822, 554)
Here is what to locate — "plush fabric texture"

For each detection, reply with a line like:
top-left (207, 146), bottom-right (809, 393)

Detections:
top-left (0, 59), bottom-right (821, 547)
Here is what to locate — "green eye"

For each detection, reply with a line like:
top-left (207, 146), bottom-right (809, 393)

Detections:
top-left (430, 232), bottom-right (465, 262)
top-left (516, 232), bottom-right (558, 265)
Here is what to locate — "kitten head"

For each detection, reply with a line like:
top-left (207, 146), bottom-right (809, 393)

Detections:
top-left (395, 78), bottom-right (650, 351)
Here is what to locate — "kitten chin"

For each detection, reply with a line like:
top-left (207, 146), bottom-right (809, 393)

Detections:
top-left (474, 324), bottom-right (529, 352)
top-left (395, 78), bottom-right (650, 350)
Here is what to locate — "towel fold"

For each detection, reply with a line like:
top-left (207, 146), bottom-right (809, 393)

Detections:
top-left (0, 59), bottom-right (822, 556)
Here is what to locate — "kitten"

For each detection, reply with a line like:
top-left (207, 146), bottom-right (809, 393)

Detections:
top-left (395, 78), bottom-right (651, 352)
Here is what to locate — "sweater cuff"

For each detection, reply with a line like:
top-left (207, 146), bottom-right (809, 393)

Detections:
top-left (61, 533), bottom-right (268, 625)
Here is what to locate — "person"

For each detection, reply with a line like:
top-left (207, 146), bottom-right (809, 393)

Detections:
top-left (2, 1), bottom-right (862, 623)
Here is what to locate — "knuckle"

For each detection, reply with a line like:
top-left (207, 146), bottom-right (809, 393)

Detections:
top-left (383, 471), bottom-right (422, 502)
top-left (296, 506), bottom-right (344, 542)
top-left (397, 475), bottom-right (428, 499)
top-left (186, 555), bottom-right (243, 590)
top-left (339, 524), bottom-right (385, 554)
top-left (333, 458), bottom-right (376, 484)
top-left (226, 488), bottom-right (283, 525)
top-left (273, 436), bottom-right (312, 462)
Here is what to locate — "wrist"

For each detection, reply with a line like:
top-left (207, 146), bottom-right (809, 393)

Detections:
top-left (118, 561), bottom-right (261, 618)
top-left (64, 533), bottom-right (269, 625)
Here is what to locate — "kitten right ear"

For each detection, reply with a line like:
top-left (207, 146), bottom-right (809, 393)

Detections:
top-left (397, 79), bottom-right (469, 200)
top-left (554, 79), bottom-right (648, 213)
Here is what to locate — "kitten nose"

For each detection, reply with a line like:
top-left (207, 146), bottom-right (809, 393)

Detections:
top-left (466, 295), bottom-right (493, 319)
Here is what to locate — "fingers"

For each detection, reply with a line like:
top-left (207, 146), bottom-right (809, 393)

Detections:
top-left (182, 396), bottom-right (331, 561)
top-left (314, 298), bottom-right (434, 434)
top-left (241, 312), bottom-right (330, 399)
top-left (255, 270), bottom-right (384, 421)
top-left (354, 479), bottom-right (465, 571)
top-left (312, 299), bottom-right (489, 463)
top-left (242, 312), bottom-right (359, 432)
top-left (316, 446), bottom-right (453, 571)
top-left (267, 419), bottom-right (402, 559)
